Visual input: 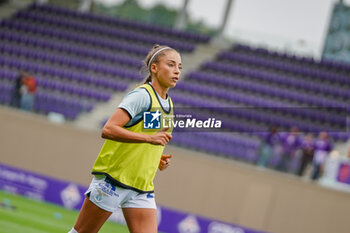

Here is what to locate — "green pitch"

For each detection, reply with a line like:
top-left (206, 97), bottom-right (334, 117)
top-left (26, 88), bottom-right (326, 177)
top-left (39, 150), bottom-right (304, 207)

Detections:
top-left (0, 190), bottom-right (129, 233)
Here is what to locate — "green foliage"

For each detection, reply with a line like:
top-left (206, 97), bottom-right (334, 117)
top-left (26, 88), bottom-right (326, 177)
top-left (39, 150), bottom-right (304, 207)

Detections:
top-left (148, 4), bottom-right (178, 28)
top-left (114, 0), bottom-right (148, 22)
top-left (186, 19), bottom-right (219, 37)
top-left (94, 0), bottom-right (216, 36)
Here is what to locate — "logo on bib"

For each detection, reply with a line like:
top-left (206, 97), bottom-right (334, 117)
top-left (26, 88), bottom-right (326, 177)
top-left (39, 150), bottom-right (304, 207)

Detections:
top-left (143, 110), bottom-right (161, 129)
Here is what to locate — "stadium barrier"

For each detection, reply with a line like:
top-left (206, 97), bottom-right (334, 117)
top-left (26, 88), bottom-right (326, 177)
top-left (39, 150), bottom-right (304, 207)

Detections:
top-left (1, 106), bottom-right (350, 233)
top-left (0, 162), bottom-right (265, 233)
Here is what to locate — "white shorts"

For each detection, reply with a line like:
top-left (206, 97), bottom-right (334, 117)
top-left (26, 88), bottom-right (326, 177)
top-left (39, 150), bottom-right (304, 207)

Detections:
top-left (85, 175), bottom-right (156, 212)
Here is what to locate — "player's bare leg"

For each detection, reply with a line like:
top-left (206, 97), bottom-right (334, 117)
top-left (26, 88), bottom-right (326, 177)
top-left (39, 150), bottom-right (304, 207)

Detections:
top-left (73, 197), bottom-right (112, 233)
top-left (122, 208), bottom-right (157, 233)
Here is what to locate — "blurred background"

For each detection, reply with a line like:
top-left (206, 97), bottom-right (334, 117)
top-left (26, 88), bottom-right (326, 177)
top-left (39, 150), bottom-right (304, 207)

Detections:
top-left (1, 0), bottom-right (350, 233)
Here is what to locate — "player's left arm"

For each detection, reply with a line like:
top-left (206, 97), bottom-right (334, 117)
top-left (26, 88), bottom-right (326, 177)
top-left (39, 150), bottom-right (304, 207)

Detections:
top-left (159, 154), bottom-right (172, 171)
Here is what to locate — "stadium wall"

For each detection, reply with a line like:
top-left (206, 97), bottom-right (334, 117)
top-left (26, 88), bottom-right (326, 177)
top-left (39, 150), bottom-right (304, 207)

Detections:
top-left (1, 106), bottom-right (350, 233)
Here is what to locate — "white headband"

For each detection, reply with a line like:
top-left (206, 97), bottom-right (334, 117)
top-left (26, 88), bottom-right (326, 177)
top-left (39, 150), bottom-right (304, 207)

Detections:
top-left (148, 47), bottom-right (171, 69)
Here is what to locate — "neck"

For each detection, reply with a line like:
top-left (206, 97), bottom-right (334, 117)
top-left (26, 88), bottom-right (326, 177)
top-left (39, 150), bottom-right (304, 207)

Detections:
top-left (151, 80), bottom-right (168, 99)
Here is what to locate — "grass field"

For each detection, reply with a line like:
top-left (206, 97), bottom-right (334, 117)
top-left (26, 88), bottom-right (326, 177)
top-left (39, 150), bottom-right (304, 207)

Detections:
top-left (0, 190), bottom-right (129, 233)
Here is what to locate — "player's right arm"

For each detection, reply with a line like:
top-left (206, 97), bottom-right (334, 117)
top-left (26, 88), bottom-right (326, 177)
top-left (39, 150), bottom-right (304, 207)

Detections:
top-left (101, 108), bottom-right (172, 146)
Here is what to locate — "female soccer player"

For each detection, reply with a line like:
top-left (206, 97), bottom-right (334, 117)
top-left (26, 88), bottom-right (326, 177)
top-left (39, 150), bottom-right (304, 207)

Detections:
top-left (69, 44), bottom-right (182, 233)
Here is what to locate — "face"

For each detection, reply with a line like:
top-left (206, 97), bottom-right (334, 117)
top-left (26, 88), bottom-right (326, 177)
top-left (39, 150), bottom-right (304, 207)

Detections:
top-left (319, 132), bottom-right (328, 140)
top-left (151, 50), bottom-right (182, 88)
top-left (306, 133), bottom-right (313, 141)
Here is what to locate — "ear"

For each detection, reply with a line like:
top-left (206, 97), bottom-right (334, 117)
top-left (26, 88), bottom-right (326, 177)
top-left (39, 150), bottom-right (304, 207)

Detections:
top-left (150, 63), bottom-right (158, 73)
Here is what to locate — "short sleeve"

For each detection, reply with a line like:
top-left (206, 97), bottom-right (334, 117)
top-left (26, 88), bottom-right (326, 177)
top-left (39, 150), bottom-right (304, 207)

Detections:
top-left (118, 88), bottom-right (151, 119)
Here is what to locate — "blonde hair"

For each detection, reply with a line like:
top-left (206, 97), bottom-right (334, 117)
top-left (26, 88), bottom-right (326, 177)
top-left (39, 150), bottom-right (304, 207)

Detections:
top-left (142, 44), bottom-right (175, 84)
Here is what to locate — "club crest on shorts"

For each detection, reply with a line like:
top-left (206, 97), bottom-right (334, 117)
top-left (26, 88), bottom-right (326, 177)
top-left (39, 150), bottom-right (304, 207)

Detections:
top-left (143, 110), bottom-right (161, 129)
top-left (95, 190), bottom-right (103, 202)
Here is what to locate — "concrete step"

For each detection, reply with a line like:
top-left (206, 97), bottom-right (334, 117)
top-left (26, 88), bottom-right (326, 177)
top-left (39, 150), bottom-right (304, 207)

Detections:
top-left (73, 82), bottom-right (140, 130)
top-left (181, 40), bottom-right (231, 79)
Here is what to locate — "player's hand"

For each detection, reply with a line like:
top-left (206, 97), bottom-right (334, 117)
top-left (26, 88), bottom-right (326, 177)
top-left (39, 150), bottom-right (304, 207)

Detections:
top-left (159, 154), bottom-right (172, 171)
top-left (148, 128), bottom-right (172, 146)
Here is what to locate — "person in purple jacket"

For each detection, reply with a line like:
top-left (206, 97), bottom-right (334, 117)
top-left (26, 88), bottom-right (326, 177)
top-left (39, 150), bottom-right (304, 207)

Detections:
top-left (297, 133), bottom-right (315, 176)
top-left (311, 132), bottom-right (333, 180)
top-left (257, 125), bottom-right (280, 167)
top-left (277, 126), bottom-right (302, 173)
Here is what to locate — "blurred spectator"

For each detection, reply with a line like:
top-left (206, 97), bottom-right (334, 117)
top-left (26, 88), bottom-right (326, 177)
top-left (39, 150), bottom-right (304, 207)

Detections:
top-left (257, 125), bottom-right (280, 168)
top-left (321, 150), bottom-right (341, 184)
top-left (20, 72), bottom-right (37, 112)
top-left (311, 132), bottom-right (333, 181)
top-left (10, 73), bottom-right (23, 108)
top-left (277, 126), bottom-right (302, 173)
top-left (297, 133), bottom-right (315, 176)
